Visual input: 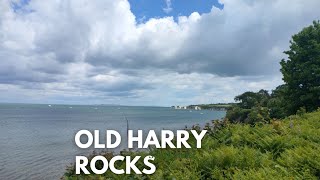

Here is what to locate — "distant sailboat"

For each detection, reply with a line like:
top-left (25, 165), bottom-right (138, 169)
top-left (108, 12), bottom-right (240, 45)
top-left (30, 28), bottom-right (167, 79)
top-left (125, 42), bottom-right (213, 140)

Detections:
top-left (48, 104), bottom-right (52, 107)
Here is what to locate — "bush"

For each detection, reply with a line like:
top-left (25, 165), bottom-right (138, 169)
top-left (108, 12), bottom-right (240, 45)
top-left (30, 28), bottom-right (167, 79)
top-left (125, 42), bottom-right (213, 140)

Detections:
top-left (226, 106), bottom-right (270, 125)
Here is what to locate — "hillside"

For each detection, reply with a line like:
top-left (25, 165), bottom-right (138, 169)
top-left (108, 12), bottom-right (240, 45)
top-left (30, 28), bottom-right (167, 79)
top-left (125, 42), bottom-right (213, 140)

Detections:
top-left (64, 110), bottom-right (320, 179)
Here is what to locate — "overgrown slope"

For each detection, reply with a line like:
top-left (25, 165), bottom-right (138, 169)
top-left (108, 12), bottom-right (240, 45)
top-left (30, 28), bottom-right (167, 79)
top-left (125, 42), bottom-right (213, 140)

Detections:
top-left (64, 110), bottom-right (320, 179)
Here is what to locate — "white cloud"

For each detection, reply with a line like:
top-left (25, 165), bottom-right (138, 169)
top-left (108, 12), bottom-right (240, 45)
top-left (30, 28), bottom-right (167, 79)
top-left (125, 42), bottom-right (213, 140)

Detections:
top-left (0, 0), bottom-right (319, 105)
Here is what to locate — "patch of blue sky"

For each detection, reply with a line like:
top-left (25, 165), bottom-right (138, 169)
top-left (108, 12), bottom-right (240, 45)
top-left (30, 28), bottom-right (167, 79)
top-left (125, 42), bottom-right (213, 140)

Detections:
top-left (128, 0), bottom-right (224, 23)
top-left (10, 0), bottom-right (33, 14)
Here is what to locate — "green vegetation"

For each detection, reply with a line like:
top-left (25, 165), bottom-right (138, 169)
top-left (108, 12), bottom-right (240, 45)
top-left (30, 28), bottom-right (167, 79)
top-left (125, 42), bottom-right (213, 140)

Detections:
top-left (280, 21), bottom-right (320, 114)
top-left (64, 110), bottom-right (320, 179)
top-left (226, 21), bottom-right (320, 123)
top-left (226, 89), bottom-right (271, 125)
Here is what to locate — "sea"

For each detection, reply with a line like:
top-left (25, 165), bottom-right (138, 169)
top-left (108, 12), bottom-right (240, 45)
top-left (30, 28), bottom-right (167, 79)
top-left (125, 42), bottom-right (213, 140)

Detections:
top-left (0, 103), bottom-right (225, 179)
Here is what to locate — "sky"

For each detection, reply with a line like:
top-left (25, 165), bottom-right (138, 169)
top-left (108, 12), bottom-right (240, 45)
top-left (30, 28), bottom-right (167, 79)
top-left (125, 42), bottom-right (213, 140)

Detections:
top-left (0, 0), bottom-right (319, 106)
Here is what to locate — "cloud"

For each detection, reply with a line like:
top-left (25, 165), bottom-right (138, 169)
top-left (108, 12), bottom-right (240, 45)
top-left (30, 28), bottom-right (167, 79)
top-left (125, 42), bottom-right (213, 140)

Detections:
top-left (163, 0), bottom-right (173, 14)
top-left (0, 0), bottom-right (320, 105)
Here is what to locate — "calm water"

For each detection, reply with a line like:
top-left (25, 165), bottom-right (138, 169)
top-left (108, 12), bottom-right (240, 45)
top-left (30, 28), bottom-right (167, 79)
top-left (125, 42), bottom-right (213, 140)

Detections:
top-left (0, 104), bottom-right (225, 179)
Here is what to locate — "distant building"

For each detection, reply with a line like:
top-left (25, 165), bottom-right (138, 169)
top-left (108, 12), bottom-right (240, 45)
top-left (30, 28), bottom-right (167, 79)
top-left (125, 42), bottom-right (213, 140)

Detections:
top-left (174, 105), bottom-right (188, 110)
top-left (194, 106), bottom-right (201, 110)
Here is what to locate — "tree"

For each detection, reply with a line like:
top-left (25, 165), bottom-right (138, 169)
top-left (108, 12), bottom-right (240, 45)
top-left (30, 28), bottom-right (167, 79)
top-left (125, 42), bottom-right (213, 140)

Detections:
top-left (227, 89), bottom-right (271, 124)
top-left (235, 91), bottom-right (258, 109)
top-left (234, 89), bottom-right (270, 109)
top-left (268, 85), bottom-right (288, 119)
top-left (280, 21), bottom-right (320, 114)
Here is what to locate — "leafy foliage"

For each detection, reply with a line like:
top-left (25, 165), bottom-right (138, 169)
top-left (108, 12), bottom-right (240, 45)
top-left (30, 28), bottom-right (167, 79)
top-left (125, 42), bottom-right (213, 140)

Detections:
top-left (280, 20), bottom-right (320, 114)
top-left (234, 89), bottom-right (270, 109)
top-left (226, 89), bottom-right (271, 124)
top-left (267, 85), bottom-right (288, 119)
top-left (227, 21), bottom-right (320, 121)
top-left (63, 110), bottom-right (320, 179)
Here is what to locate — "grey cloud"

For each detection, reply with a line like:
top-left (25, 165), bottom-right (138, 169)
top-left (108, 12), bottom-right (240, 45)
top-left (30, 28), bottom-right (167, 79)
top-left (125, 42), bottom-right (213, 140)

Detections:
top-left (83, 0), bottom-right (320, 77)
top-left (0, 0), bottom-right (319, 104)
top-left (83, 79), bottom-right (153, 93)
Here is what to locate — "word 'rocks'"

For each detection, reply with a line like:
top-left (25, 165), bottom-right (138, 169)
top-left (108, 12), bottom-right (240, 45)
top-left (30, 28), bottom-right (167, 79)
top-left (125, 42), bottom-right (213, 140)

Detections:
top-left (76, 155), bottom-right (156, 175)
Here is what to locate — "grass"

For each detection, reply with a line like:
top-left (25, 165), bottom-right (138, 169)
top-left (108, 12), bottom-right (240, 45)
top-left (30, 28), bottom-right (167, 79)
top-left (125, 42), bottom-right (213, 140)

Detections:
top-left (63, 110), bottom-right (320, 179)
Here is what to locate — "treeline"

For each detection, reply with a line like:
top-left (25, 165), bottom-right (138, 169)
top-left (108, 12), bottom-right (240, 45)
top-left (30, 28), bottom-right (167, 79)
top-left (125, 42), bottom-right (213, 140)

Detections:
top-left (189, 103), bottom-right (234, 110)
top-left (227, 21), bottom-right (320, 125)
